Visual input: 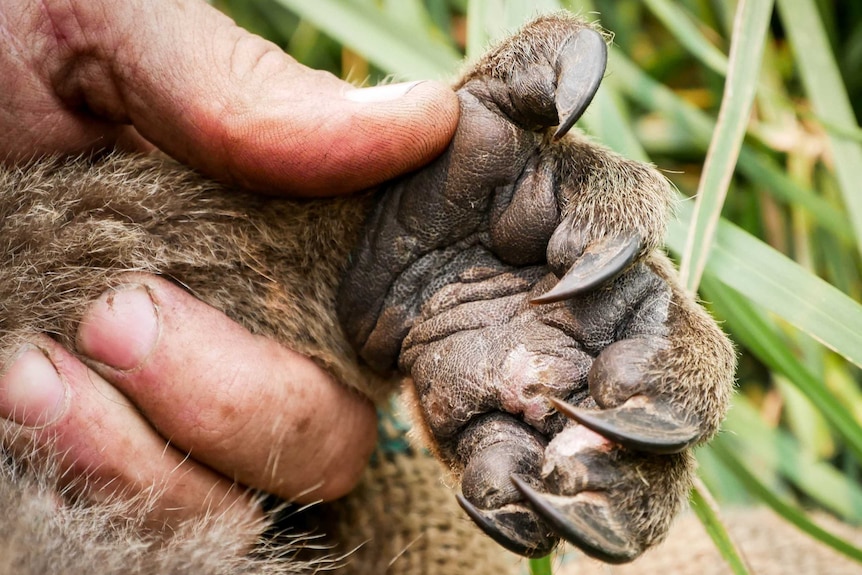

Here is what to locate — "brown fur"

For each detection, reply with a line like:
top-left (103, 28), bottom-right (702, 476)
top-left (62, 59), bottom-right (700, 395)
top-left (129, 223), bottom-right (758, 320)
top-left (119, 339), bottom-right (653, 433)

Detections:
top-left (0, 435), bottom-right (320, 574)
top-left (0, 154), bottom-right (390, 402)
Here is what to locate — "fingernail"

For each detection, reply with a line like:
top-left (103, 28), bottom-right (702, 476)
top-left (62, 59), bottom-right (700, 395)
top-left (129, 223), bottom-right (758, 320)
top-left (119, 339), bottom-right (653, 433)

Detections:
top-left (345, 81), bottom-right (424, 103)
top-left (0, 345), bottom-right (68, 427)
top-left (77, 284), bottom-right (159, 371)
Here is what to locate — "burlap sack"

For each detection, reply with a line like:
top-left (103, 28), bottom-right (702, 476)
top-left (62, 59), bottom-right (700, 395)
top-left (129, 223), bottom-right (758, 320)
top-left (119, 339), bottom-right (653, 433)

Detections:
top-left (294, 402), bottom-right (523, 575)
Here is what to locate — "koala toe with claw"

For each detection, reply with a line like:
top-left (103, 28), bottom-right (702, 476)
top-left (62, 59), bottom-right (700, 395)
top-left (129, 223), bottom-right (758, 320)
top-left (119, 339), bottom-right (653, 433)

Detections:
top-left (338, 15), bottom-right (734, 562)
top-left (0, 13), bottom-right (734, 571)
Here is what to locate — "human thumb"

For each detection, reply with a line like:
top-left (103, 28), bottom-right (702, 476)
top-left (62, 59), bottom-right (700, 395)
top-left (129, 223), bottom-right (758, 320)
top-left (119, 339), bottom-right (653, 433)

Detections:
top-left (42, 0), bottom-right (460, 195)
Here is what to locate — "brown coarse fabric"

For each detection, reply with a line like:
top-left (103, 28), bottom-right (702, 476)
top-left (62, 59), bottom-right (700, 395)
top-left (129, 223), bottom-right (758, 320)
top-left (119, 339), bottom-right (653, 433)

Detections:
top-left (330, 447), bottom-right (522, 575)
top-left (556, 508), bottom-right (862, 575)
top-left (311, 403), bottom-right (522, 575)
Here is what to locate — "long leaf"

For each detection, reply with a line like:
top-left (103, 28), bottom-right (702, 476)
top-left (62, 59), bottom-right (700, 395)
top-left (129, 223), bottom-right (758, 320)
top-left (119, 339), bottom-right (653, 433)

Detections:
top-left (605, 52), bottom-right (855, 244)
top-left (700, 275), bottom-right (862, 462)
top-left (528, 556), bottom-right (553, 575)
top-left (712, 440), bottom-right (862, 563)
top-left (689, 479), bottom-right (753, 575)
top-left (642, 0), bottom-right (729, 75)
top-left (777, 0), bottom-right (862, 255)
top-left (678, 0), bottom-right (774, 292)
top-left (667, 205), bottom-right (862, 369)
top-left (718, 395), bottom-right (862, 521)
top-left (271, 0), bottom-right (460, 79)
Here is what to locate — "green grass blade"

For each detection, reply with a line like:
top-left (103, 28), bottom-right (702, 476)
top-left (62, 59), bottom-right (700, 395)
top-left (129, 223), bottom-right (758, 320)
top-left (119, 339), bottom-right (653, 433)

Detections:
top-left (814, 115), bottom-right (862, 144)
top-left (678, 0), bottom-right (774, 292)
top-left (700, 275), bottom-right (862, 462)
top-left (689, 479), bottom-right (753, 575)
top-left (777, 0), bottom-right (862, 254)
top-left (711, 440), bottom-right (862, 563)
top-left (466, 0), bottom-right (561, 59)
top-left (465, 0), bottom-right (489, 61)
top-left (272, 0), bottom-right (460, 79)
top-left (734, 150), bottom-right (854, 245)
top-left (642, 0), bottom-right (729, 75)
top-left (606, 52), bottom-right (855, 244)
top-left (667, 205), bottom-right (862, 370)
top-left (719, 395), bottom-right (862, 521)
top-left (529, 556), bottom-right (553, 575)
top-left (581, 88), bottom-right (649, 162)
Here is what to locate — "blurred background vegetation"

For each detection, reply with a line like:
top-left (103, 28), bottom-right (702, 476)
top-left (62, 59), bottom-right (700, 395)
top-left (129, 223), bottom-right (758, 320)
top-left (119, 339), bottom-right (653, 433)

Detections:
top-left (213, 0), bottom-right (862, 572)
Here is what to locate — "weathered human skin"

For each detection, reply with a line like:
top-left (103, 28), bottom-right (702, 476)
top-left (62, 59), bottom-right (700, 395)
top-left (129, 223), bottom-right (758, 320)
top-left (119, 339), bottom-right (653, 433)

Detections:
top-left (0, 12), bottom-right (734, 573)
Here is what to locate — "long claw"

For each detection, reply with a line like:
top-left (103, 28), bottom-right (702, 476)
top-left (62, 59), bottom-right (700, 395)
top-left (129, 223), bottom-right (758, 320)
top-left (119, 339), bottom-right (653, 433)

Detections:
top-left (550, 396), bottom-right (701, 454)
top-left (456, 493), bottom-right (558, 558)
top-left (553, 28), bottom-right (608, 140)
top-left (511, 475), bottom-right (639, 564)
top-left (532, 233), bottom-right (640, 304)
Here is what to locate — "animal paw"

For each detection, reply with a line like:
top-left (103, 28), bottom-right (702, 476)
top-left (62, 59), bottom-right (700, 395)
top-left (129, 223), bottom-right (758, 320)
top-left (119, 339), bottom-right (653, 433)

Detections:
top-left (338, 14), bottom-right (735, 562)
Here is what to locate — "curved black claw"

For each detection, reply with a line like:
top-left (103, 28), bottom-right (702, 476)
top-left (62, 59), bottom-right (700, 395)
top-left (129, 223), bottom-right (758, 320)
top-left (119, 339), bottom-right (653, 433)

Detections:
top-left (456, 493), bottom-right (558, 558)
top-left (553, 27), bottom-right (608, 140)
top-left (511, 475), bottom-right (640, 564)
top-left (550, 396), bottom-right (701, 454)
top-left (532, 233), bottom-right (640, 304)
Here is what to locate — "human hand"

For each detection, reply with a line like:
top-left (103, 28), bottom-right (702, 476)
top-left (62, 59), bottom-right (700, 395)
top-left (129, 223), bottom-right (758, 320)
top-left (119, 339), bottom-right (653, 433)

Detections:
top-left (0, 0), bottom-right (459, 527)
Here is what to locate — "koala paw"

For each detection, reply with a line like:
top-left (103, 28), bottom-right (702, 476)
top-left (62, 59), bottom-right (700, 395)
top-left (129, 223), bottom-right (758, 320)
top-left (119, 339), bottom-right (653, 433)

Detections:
top-left (338, 14), bottom-right (734, 563)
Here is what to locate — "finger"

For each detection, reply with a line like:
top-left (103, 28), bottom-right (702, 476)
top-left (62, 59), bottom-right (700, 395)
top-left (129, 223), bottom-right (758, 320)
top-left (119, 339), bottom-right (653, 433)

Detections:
top-left (114, 125), bottom-right (158, 155)
top-left (0, 339), bottom-right (261, 530)
top-left (75, 275), bottom-right (377, 502)
top-left (41, 0), bottom-right (460, 195)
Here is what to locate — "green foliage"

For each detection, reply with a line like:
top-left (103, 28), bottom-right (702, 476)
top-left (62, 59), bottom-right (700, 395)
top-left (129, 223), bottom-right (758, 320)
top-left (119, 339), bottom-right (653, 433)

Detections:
top-left (690, 480), bottom-right (753, 575)
top-left (215, 0), bottom-right (862, 571)
top-left (528, 556), bottom-right (552, 575)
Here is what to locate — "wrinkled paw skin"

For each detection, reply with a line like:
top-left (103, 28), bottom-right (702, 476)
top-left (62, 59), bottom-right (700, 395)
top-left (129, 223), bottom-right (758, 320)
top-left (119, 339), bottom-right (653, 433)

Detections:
top-left (338, 14), bottom-right (735, 562)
